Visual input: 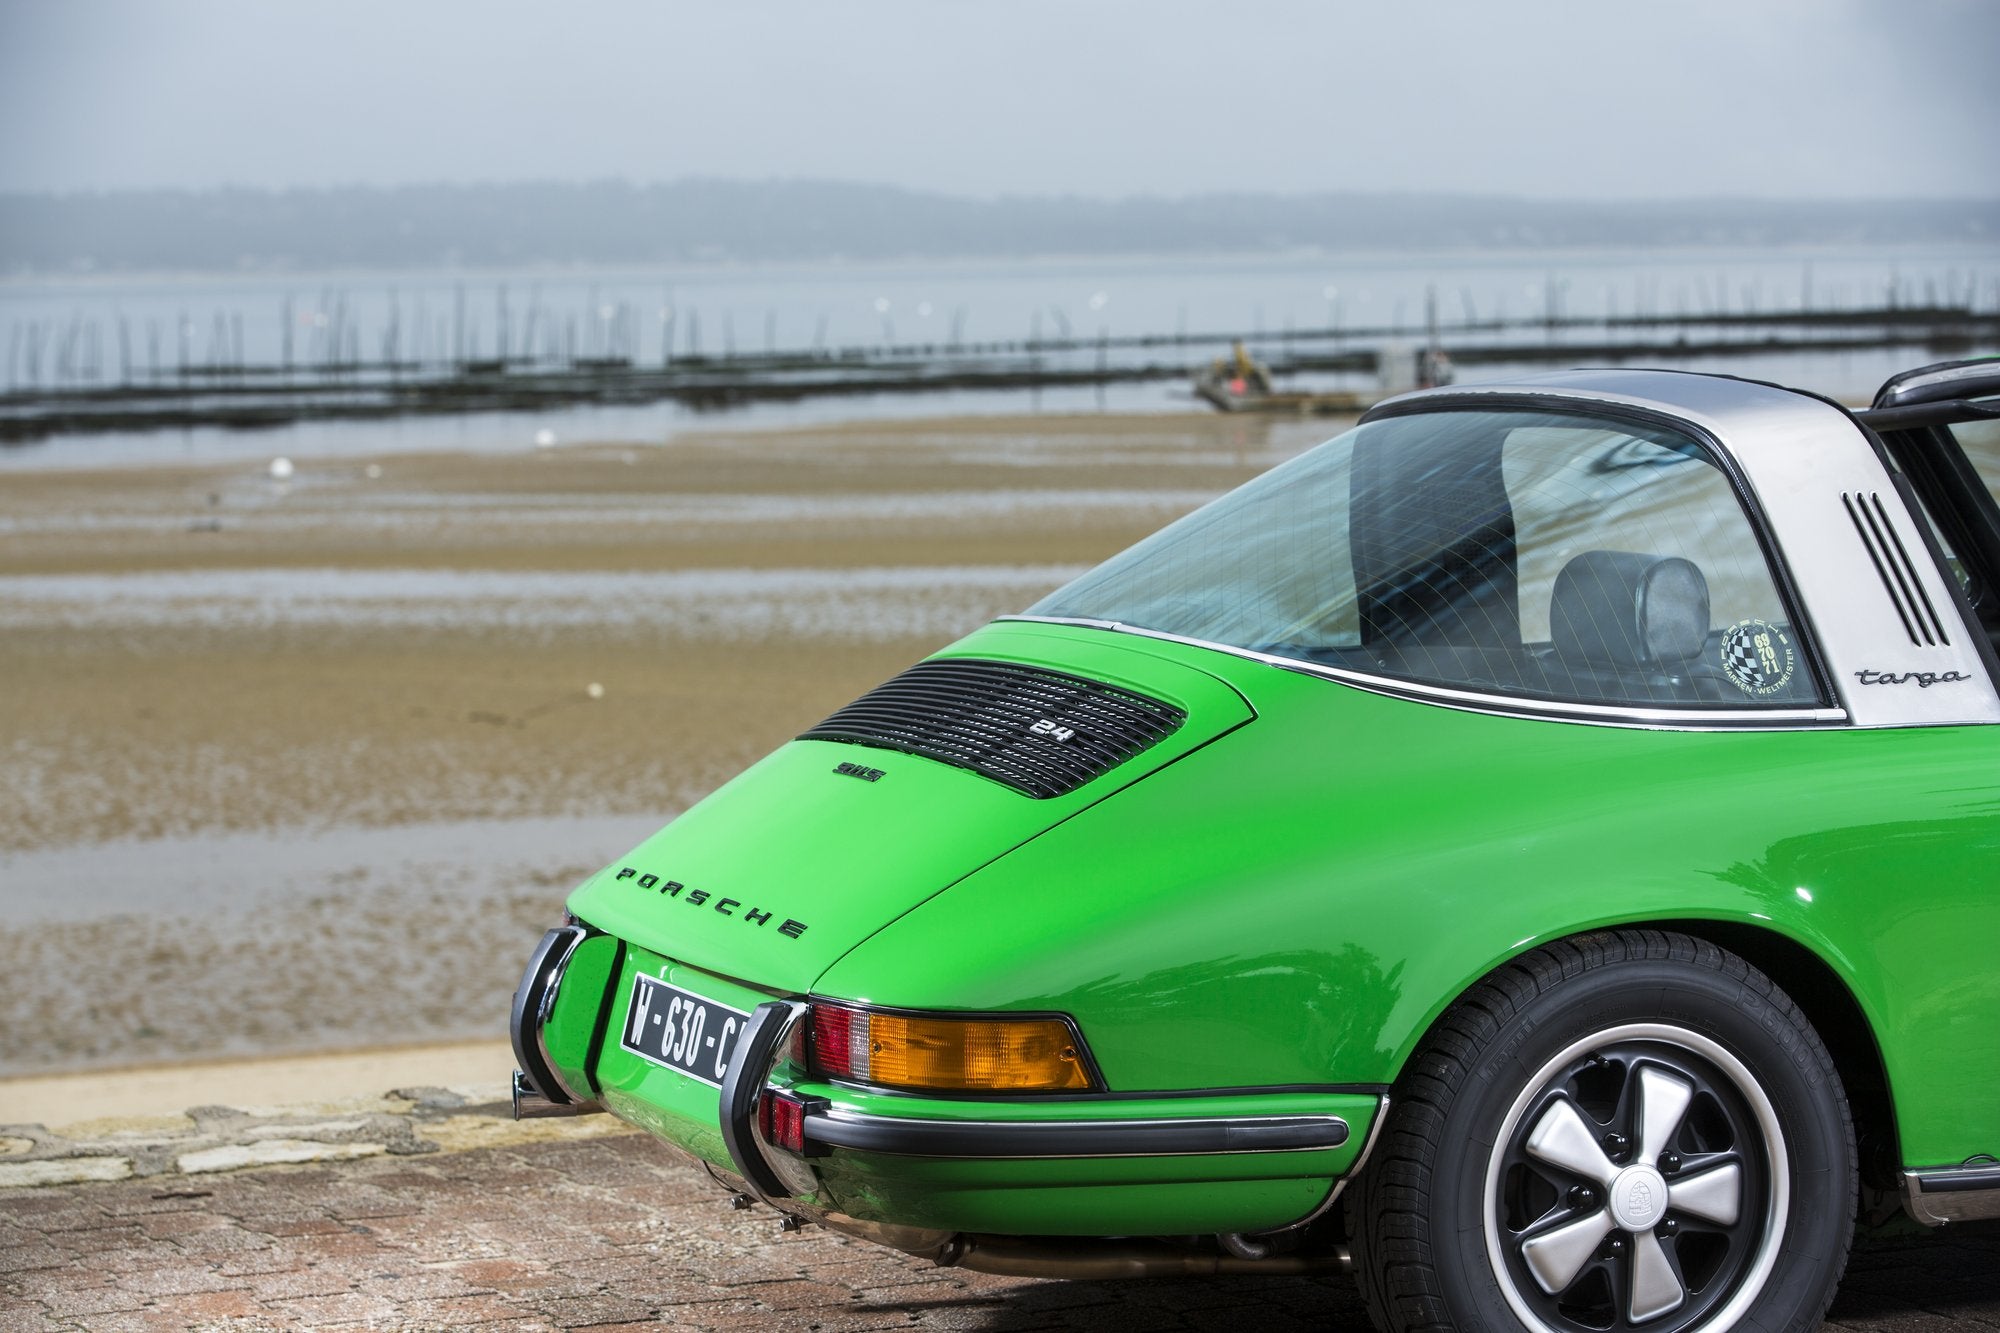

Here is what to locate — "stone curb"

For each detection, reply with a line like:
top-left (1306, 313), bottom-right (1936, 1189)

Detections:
top-left (0, 1083), bottom-right (634, 1188)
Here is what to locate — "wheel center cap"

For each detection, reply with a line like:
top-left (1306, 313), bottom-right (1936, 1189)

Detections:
top-left (1608, 1164), bottom-right (1669, 1231)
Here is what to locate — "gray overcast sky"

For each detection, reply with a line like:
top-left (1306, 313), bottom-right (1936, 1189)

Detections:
top-left (1, 0), bottom-right (1995, 200)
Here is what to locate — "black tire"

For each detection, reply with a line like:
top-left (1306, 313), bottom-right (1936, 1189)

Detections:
top-left (1349, 929), bottom-right (1854, 1333)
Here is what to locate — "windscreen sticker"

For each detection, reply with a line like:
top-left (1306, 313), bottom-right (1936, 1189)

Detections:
top-left (1719, 619), bottom-right (1797, 697)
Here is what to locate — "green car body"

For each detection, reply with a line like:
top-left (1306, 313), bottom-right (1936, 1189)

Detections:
top-left (512, 361), bottom-right (2000, 1331)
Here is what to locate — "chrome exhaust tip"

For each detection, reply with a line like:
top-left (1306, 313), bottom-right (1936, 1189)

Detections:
top-left (513, 1069), bottom-right (604, 1120)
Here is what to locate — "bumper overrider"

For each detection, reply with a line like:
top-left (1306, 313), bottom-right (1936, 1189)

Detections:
top-left (510, 920), bottom-right (1383, 1274)
top-left (509, 923), bottom-right (606, 1118)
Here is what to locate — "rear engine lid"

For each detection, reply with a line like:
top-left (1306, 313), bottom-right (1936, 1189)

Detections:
top-left (566, 621), bottom-right (1252, 993)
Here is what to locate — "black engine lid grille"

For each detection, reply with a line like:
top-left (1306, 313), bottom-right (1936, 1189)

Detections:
top-left (800, 658), bottom-right (1186, 799)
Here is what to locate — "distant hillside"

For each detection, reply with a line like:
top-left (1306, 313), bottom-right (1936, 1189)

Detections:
top-left (2, 180), bottom-right (1995, 275)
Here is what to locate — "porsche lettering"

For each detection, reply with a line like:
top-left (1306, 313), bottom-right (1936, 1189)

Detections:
top-left (612, 866), bottom-right (807, 939)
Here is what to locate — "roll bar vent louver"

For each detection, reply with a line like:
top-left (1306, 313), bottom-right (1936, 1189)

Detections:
top-left (801, 658), bottom-right (1186, 799)
top-left (1843, 492), bottom-right (1950, 649)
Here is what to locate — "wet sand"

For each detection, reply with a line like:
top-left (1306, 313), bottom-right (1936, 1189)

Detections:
top-left (0, 410), bottom-right (1338, 1083)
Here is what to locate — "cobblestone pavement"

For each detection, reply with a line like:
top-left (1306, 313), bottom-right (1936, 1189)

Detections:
top-left (3, 1126), bottom-right (1997, 1331)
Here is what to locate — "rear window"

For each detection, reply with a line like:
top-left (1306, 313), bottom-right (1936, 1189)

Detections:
top-left (1028, 406), bottom-right (1821, 712)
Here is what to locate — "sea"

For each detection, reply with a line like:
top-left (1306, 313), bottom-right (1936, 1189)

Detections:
top-left (3, 241), bottom-right (1996, 468)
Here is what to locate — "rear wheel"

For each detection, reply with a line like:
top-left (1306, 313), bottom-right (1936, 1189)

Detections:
top-left (1350, 930), bottom-right (1854, 1332)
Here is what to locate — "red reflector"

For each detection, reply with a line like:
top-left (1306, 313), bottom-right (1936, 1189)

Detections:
top-left (810, 1003), bottom-right (859, 1079)
top-left (759, 1090), bottom-right (808, 1154)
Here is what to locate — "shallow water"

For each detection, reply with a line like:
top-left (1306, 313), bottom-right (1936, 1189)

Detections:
top-left (0, 563), bottom-right (1086, 638)
top-left (0, 812), bottom-right (687, 1077)
top-left (0, 486), bottom-right (1221, 539)
top-left (0, 813), bottom-right (664, 927)
top-left (0, 381), bottom-right (1193, 471)
top-left (0, 340), bottom-right (1963, 475)
top-left (7, 242), bottom-right (1992, 471)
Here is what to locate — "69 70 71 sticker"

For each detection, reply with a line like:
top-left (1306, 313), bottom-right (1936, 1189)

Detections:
top-left (1718, 619), bottom-right (1797, 697)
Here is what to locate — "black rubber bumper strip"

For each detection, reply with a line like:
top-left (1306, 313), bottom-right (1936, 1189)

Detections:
top-left (804, 1108), bottom-right (1349, 1159)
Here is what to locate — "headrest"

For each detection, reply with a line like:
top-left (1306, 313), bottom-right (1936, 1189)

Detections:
top-left (1551, 551), bottom-right (1709, 668)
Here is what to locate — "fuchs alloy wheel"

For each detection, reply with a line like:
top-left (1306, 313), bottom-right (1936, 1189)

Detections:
top-left (1484, 1023), bottom-right (1784, 1329)
top-left (1350, 930), bottom-right (1855, 1333)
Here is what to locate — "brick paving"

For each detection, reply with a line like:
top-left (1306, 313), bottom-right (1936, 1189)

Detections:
top-left (2, 1129), bottom-right (1996, 1331)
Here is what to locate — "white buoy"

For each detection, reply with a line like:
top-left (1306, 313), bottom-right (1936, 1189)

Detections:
top-left (268, 457), bottom-right (294, 480)
top-left (534, 429), bottom-right (557, 449)
top-left (364, 463), bottom-right (383, 479)
top-left (585, 682), bottom-right (605, 700)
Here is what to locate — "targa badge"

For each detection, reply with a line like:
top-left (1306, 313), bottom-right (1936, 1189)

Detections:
top-left (1719, 619), bottom-right (1797, 696)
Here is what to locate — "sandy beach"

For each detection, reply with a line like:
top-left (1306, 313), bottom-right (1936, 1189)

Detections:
top-left (0, 409), bottom-right (1337, 1106)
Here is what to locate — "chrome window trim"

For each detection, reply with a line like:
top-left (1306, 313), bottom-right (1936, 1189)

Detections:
top-left (1002, 616), bottom-right (1847, 732)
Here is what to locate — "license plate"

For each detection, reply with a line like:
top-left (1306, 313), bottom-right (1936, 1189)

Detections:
top-left (620, 974), bottom-right (749, 1088)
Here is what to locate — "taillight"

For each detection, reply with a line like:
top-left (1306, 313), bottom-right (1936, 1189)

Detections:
top-left (758, 1089), bottom-right (809, 1153)
top-left (810, 1002), bottom-right (863, 1080)
top-left (807, 1001), bottom-right (1093, 1093)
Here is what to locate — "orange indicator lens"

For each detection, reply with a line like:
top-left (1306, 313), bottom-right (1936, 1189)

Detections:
top-left (808, 1003), bottom-right (1091, 1092)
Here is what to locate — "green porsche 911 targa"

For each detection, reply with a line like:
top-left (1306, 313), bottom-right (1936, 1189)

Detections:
top-left (511, 359), bottom-right (2000, 1333)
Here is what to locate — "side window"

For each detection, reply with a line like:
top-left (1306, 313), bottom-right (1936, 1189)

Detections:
top-left (1506, 429), bottom-right (1789, 644)
top-left (1496, 425), bottom-right (1819, 709)
top-left (1029, 406), bottom-right (1824, 713)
